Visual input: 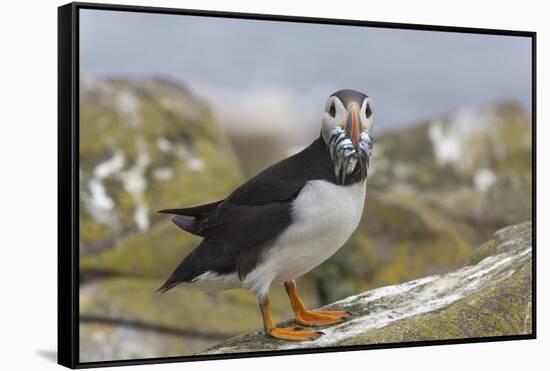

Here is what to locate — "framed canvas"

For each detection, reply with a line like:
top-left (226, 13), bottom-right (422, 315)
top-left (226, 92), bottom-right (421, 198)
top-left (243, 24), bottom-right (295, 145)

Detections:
top-left (58, 2), bottom-right (536, 368)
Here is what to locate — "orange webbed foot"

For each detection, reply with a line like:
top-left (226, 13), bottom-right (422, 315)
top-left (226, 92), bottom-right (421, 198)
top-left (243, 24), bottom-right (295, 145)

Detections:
top-left (268, 326), bottom-right (324, 341)
top-left (295, 309), bottom-right (352, 327)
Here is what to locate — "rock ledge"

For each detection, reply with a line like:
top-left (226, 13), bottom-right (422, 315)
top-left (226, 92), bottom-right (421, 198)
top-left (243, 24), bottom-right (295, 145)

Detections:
top-left (201, 221), bottom-right (532, 354)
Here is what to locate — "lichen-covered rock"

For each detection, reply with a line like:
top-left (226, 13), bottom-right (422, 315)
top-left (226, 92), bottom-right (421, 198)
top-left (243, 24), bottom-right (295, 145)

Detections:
top-left (79, 276), bottom-right (320, 362)
top-left (79, 322), bottom-right (208, 363)
top-left (79, 77), bottom-right (242, 254)
top-left (369, 101), bottom-right (532, 227)
top-left (370, 101), bottom-right (531, 190)
top-left (80, 219), bottom-right (201, 279)
top-left (201, 221), bottom-right (532, 354)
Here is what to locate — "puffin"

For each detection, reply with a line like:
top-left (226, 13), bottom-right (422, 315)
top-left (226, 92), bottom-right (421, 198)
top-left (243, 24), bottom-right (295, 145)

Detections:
top-left (158, 89), bottom-right (374, 341)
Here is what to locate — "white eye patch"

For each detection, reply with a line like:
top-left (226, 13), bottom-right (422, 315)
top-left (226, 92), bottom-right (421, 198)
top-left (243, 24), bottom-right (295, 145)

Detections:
top-left (361, 98), bottom-right (374, 132)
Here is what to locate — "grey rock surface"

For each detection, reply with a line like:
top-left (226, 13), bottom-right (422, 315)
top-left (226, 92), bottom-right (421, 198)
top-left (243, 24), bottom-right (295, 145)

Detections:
top-left (202, 221), bottom-right (532, 354)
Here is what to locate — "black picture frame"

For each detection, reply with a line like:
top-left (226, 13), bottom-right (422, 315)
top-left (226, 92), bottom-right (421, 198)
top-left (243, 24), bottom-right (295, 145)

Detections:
top-left (58, 2), bottom-right (537, 368)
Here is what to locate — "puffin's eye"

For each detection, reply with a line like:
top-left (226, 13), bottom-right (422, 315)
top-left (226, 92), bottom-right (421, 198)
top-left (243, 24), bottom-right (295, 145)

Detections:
top-left (365, 102), bottom-right (373, 119)
top-left (328, 101), bottom-right (336, 117)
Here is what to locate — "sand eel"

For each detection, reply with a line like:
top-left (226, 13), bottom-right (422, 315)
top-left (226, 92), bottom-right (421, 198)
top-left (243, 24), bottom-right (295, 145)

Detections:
top-left (158, 89), bottom-right (374, 341)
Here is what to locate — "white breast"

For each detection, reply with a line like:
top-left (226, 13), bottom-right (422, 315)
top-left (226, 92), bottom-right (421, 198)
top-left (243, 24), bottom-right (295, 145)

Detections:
top-left (243, 179), bottom-right (367, 299)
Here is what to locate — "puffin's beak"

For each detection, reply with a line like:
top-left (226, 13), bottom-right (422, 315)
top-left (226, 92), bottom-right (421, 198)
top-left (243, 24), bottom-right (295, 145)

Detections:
top-left (344, 103), bottom-right (361, 148)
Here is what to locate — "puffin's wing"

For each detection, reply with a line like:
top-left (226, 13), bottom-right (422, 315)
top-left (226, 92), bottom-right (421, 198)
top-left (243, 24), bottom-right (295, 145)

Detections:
top-left (157, 200), bottom-right (293, 292)
top-left (193, 151), bottom-right (321, 277)
top-left (198, 146), bottom-right (317, 237)
top-left (159, 137), bottom-right (332, 238)
top-left (157, 167), bottom-right (307, 286)
top-left (222, 139), bottom-right (327, 206)
top-left (158, 199), bottom-right (224, 237)
top-left (157, 138), bottom-right (333, 291)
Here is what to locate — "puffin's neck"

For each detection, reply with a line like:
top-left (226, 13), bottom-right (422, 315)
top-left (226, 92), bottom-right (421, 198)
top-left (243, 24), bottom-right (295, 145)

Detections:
top-left (301, 133), bottom-right (366, 186)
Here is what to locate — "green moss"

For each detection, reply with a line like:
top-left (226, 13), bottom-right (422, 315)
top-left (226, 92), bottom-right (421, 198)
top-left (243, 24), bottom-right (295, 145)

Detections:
top-left (339, 264), bottom-right (532, 345)
top-left (80, 220), bottom-right (199, 278)
top-left (79, 219), bottom-right (115, 249)
top-left (362, 194), bottom-right (434, 240)
top-left (465, 238), bottom-right (497, 266)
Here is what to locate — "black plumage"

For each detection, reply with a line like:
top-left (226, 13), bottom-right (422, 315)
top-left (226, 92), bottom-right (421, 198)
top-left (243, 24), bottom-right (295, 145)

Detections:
top-left (160, 200), bottom-right (224, 237)
top-left (331, 89), bottom-right (369, 108)
top-left (157, 135), bottom-right (364, 292)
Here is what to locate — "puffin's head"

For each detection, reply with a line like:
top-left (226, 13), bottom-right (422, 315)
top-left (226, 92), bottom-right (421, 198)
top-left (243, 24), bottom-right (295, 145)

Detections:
top-left (321, 89), bottom-right (374, 184)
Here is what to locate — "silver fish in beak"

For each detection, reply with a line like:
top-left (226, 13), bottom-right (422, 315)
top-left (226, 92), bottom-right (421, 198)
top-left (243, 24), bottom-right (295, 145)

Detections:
top-left (328, 103), bottom-right (374, 185)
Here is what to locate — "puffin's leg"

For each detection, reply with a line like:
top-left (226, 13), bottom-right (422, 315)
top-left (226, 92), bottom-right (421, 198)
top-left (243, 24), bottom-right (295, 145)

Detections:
top-left (284, 280), bottom-right (351, 327)
top-left (259, 296), bottom-right (323, 341)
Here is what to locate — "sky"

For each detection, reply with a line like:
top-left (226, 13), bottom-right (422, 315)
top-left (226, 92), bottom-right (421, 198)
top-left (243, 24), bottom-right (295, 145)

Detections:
top-left (80, 9), bottom-right (532, 137)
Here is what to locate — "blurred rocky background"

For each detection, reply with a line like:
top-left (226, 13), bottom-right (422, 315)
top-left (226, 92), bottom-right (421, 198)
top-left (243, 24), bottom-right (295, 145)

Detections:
top-left (78, 77), bottom-right (532, 362)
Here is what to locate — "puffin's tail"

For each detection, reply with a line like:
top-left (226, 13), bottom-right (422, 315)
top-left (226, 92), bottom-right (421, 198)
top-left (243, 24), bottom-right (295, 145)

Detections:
top-left (156, 239), bottom-right (230, 294)
top-left (157, 199), bottom-right (224, 216)
top-left (158, 199), bottom-right (224, 237)
top-left (156, 280), bottom-right (180, 293)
